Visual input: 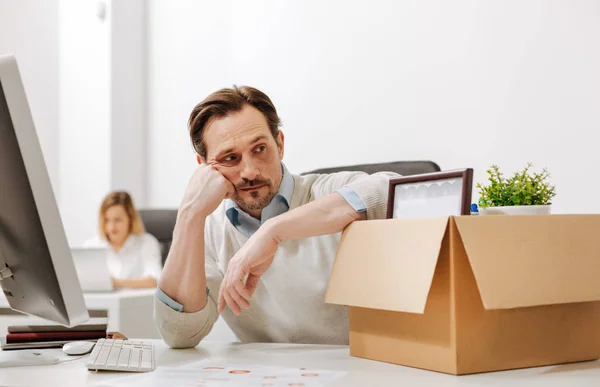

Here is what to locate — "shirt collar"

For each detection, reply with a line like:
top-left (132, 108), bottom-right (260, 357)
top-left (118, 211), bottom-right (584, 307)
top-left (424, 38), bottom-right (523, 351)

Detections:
top-left (225, 162), bottom-right (294, 225)
top-left (276, 163), bottom-right (294, 207)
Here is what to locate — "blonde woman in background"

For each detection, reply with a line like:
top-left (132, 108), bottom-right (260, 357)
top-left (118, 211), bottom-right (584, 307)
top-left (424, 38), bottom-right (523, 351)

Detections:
top-left (84, 191), bottom-right (162, 289)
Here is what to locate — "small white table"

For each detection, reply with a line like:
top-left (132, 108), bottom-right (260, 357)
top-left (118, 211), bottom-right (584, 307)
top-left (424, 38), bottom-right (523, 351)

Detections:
top-left (0, 289), bottom-right (160, 339)
top-left (1, 340), bottom-right (600, 386)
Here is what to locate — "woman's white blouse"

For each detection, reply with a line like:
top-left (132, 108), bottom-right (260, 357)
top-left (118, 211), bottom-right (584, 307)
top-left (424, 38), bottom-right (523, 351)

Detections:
top-left (83, 233), bottom-right (163, 280)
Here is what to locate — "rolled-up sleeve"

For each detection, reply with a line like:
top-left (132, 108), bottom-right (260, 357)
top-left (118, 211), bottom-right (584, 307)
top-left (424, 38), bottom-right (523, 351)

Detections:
top-left (343, 172), bottom-right (399, 220)
top-left (336, 185), bottom-right (367, 213)
top-left (153, 247), bottom-right (223, 348)
top-left (153, 286), bottom-right (218, 348)
top-left (312, 171), bottom-right (399, 220)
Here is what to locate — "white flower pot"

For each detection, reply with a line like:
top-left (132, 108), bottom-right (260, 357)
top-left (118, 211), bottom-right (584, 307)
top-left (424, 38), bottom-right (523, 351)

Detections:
top-left (479, 205), bottom-right (551, 216)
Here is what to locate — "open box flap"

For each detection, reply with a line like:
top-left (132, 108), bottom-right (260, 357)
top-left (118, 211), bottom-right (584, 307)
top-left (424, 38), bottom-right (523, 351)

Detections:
top-left (325, 218), bottom-right (448, 314)
top-left (454, 215), bottom-right (600, 309)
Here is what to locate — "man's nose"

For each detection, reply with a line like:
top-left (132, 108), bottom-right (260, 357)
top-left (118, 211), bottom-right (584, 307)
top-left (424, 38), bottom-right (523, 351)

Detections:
top-left (239, 159), bottom-right (259, 182)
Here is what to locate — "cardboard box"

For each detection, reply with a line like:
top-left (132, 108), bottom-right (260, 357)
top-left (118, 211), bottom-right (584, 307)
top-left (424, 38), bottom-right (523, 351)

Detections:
top-left (325, 215), bottom-right (600, 375)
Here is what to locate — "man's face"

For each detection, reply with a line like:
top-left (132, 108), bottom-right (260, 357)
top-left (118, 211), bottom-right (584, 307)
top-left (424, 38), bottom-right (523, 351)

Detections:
top-left (202, 104), bottom-right (284, 218)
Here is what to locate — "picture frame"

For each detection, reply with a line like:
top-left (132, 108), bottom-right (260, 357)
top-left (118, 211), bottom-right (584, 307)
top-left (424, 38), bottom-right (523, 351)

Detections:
top-left (386, 168), bottom-right (474, 219)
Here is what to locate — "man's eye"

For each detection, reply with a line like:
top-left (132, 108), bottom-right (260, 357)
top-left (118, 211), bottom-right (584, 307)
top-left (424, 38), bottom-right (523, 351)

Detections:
top-left (255, 145), bottom-right (266, 153)
top-left (223, 155), bottom-right (237, 162)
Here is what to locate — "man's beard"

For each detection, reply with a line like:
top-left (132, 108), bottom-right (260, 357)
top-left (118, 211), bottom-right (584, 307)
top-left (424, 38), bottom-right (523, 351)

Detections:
top-left (232, 178), bottom-right (276, 213)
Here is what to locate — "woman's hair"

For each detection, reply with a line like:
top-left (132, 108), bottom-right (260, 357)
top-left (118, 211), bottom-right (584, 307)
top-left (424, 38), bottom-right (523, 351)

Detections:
top-left (98, 191), bottom-right (145, 239)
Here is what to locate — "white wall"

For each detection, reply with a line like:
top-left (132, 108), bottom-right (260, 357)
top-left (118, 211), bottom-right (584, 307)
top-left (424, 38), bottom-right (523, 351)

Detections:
top-left (59, 0), bottom-right (112, 246)
top-left (0, 0), bottom-right (60, 195)
top-left (59, 0), bottom-right (146, 246)
top-left (110, 0), bottom-right (147, 206)
top-left (147, 0), bottom-right (600, 214)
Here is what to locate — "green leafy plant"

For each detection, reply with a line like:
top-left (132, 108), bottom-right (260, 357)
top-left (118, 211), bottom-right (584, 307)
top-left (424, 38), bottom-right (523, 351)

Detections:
top-left (477, 163), bottom-right (556, 209)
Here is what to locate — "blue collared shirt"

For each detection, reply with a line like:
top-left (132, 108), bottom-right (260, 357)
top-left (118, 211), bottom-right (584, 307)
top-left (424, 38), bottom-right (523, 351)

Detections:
top-left (225, 163), bottom-right (296, 238)
top-left (156, 162), bottom-right (366, 312)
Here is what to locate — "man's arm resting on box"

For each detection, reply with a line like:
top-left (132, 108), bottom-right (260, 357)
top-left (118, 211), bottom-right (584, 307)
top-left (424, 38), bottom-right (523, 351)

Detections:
top-left (218, 173), bottom-right (392, 314)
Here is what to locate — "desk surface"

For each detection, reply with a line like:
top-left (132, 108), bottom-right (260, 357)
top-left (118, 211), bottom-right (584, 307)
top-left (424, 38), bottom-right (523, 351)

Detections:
top-left (1, 340), bottom-right (600, 386)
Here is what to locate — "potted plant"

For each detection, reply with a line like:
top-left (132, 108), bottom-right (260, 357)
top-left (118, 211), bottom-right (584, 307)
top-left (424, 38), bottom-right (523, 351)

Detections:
top-left (476, 163), bottom-right (556, 215)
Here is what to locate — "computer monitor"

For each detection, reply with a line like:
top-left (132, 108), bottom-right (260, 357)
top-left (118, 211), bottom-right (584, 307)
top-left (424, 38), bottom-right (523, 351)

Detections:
top-left (0, 54), bottom-right (89, 327)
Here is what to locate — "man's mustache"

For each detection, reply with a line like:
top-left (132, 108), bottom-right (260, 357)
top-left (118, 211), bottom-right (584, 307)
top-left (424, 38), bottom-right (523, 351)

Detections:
top-left (235, 178), bottom-right (271, 190)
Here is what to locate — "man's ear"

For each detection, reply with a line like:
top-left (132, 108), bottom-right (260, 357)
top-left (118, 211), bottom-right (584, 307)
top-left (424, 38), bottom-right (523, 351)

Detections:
top-left (196, 154), bottom-right (203, 165)
top-left (276, 131), bottom-right (285, 160)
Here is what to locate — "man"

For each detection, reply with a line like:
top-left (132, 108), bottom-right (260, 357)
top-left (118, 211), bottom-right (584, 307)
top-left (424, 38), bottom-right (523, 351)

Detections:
top-left (154, 86), bottom-right (396, 348)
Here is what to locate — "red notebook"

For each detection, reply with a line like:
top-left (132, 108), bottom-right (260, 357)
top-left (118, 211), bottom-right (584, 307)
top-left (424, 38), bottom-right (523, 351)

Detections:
top-left (6, 330), bottom-right (106, 344)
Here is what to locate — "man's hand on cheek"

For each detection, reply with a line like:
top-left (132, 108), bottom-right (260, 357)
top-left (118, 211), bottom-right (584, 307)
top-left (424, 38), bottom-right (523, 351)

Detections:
top-left (181, 163), bottom-right (234, 218)
top-left (218, 226), bottom-right (280, 315)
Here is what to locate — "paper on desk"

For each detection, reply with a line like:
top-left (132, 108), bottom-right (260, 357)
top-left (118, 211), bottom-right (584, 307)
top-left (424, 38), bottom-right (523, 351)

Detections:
top-left (95, 360), bottom-right (346, 387)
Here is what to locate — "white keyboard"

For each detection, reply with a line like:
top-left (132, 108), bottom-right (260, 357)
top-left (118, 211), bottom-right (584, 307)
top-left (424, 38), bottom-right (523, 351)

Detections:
top-left (85, 338), bottom-right (155, 372)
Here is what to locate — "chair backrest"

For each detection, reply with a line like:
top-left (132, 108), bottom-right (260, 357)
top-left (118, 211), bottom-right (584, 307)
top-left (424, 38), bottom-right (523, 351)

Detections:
top-left (302, 160), bottom-right (441, 176)
top-left (138, 209), bottom-right (177, 266)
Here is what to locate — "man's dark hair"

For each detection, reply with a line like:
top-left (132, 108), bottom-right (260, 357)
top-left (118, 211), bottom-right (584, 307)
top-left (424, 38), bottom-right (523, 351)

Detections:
top-left (188, 85), bottom-right (281, 159)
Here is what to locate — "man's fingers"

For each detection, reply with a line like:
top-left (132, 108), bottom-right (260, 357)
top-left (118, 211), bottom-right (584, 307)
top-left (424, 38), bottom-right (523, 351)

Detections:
top-left (218, 273), bottom-right (231, 314)
top-left (218, 287), bottom-right (226, 313)
top-left (232, 269), bottom-right (251, 299)
top-left (244, 275), bottom-right (260, 299)
top-left (230, 268), bottom-right (250, 310)
top-left (223, 290), bottom-right (241, 316)
top-left (229, 283), bottom-right (250, 310)
top-left (225, 181), bottom-right (235, 199)
top-left (208, 163), bottom-right (235, 198)
top-left (233, 276), bottom-right (249, 300)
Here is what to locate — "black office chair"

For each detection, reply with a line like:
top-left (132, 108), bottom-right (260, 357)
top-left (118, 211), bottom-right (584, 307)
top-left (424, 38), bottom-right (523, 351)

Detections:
top-left (302, 160), bottom-right (441, 176)
top-left (138, 209), bottom-right (177, 266)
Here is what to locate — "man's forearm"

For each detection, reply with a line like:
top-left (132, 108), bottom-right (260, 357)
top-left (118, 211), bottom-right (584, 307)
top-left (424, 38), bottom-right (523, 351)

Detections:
top-left (158, 211), bottom-right (208, 312)
top-left (263, 192), bottom-right (366, 244)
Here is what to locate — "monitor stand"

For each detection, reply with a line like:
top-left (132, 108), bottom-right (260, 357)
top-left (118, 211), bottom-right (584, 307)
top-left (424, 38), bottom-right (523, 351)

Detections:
top-left (0, 350), bottom-right (60, 367)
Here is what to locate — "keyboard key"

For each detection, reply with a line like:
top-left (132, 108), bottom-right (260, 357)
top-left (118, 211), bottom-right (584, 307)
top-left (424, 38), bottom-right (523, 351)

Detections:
top-left (87, 344), bottom-right (102, 364)
top-left (129, 349), bottom-right (141, 368)
top-left (141, 349), bottom-right (152, 366)
top-left (95, 346), bottom-right (111, 366)
top-left (117, 348), bottom-right (131, 367)
top-left (106, 346), bottom-right (121, 367)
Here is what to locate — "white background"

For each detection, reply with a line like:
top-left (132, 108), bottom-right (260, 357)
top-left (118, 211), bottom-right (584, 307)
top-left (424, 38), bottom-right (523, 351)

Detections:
top-left (0, 0), bottom-right (59, 193)
top-left (146, 0), bottom-right (600, 215)
top-left (1, 0), bottom-right (599, 244)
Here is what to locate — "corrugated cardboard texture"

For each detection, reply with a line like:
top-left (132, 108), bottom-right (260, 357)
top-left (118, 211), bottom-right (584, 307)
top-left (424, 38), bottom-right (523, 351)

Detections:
top-left (348, 233), bottom-right (457, 374)
top-left (451, 218), bottom-right (600, 374)
top-left (325, 218), bottom-right (448, 313)
top-left (455, 215), bottom-right (600, 309)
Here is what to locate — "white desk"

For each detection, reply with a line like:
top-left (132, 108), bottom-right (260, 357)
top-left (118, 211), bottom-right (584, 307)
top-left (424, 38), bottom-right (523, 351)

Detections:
top-left (0, 290), bottom-right (160, 339)
top-left (1, 340), bottom-right (600, 386)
